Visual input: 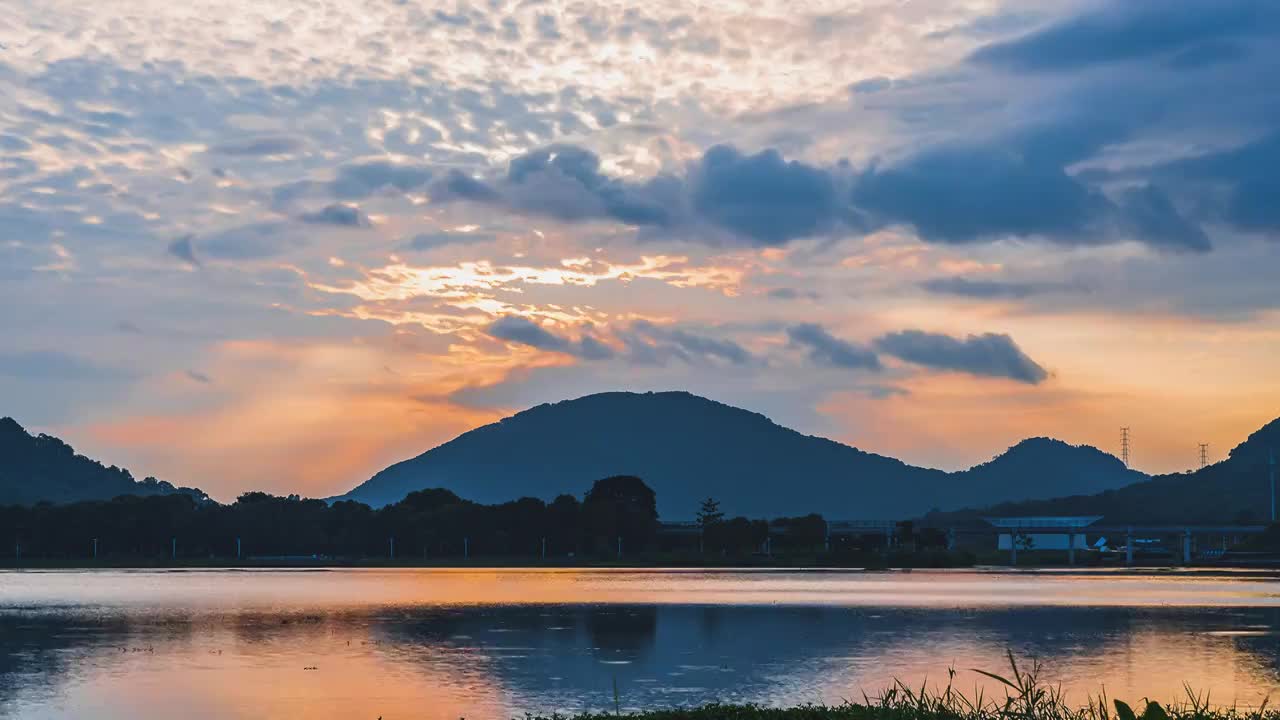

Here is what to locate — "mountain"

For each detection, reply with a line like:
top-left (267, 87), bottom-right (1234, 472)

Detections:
top-left (0, 417), bottom-right (208, 506)
top-left (924, 416), bottom-right (1280, 526)
top-left (334, 391), bottom-right (1146, 519)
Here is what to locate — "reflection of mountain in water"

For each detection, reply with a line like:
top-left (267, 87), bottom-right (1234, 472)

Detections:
top-left (372, 605), bottom-right (1280, 710)
top-left (4, 605), bottom-right (1280, 715)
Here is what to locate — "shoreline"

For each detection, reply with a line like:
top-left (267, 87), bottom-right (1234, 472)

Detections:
top-left (3, 563), bottom-right (1279, 577)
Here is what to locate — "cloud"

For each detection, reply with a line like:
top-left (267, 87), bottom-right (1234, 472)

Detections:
top-left (970, 2), bottom-right (1276, 72)
top-left (330, 160), bottom-right (433, 199)
top-left (430, 170), bottom-right (502, 202)
top-left (621, 320), bottom-right (756, 367)
top-left (186, 370), bottom-right (213, 384)
top-left (0, 350), bottom-right (131, 381)
top-left (765, 287), bottom-right (819, 301)
top-left (1118, 184), bottom-right (1210, 252)
top-left (486, 316), bottom-right (615, 360)
top-left (786, 323), bottom-right (881, 370)
top-left (210, 135), bottom-right (305, 156)
top-left (1156, 132), bottom-right (1280, 233)
top-left (501, 144), bottom-right (677, 226)
top-left (921, 277), bottom-right (1075, 300)
top-left (849, 76), bottom-right (893, 94)
top-left (299, 203), bottom-right (371, 228)
top-left (691, 145), bottom-right (845, 245)
top-left (435, 143), bottom-right (848, 246)
top-left (852, 142), bottom-right (1113, 245)
top-left (402, 230), bottom-right (497, 251)
top-left (198, 223), bottom-right (300, 260)
top-left (167, 234), bottom-right (200, 267)
top-left (875, 330), bottom-right (1048, 384)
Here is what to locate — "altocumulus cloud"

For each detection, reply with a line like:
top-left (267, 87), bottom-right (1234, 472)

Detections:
top-left (874, 330), bottom-right (1049, 384)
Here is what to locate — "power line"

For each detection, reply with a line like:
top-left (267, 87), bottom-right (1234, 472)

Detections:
top-left (1120, 427), bottom-right (1131, 467)
top-left (1198, 443), bottom-right (1209, 470)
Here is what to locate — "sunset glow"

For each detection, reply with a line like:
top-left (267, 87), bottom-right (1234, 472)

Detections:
top-left (2, 0), bottom-right (1278, 501)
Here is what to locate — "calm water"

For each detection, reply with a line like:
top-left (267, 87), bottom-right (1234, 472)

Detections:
top-left (3, 569), bottom-right (1280, 719)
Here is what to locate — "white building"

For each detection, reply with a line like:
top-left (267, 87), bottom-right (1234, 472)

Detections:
top-left (985, 516), bottom-right (1102, 551)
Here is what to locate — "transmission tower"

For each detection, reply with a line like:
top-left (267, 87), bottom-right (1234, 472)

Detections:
top-left (1120, 427), bottom-right (1131, 467)
top-left (1198, 443), bottom-right (1208, 469)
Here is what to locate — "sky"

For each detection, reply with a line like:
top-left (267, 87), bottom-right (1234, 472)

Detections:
top-left (1, 0), bottom-right (1278, 501)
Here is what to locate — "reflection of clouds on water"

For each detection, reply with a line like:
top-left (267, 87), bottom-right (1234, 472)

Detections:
top-left (3, 573), bottom-right (1280, 717)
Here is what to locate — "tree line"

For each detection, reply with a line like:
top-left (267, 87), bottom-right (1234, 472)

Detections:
top-left (1, 476), bottom-right (927, 563)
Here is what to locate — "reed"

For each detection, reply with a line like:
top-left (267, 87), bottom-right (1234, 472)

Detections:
top-left (526, 651), bottom-right (1273, 720)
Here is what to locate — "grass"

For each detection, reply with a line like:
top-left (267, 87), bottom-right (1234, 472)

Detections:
top-left (525, 652), bottom-right (1274, 720)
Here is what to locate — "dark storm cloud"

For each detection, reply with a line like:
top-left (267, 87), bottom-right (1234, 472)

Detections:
top-left (299, 203), bottom-right (371, 228)
top-left (874, 330), bottom-right (1048, 384)
top-left (970, 1), bottom-right (1277, 72)
top-left (785, 324), bottom-right (881, 370)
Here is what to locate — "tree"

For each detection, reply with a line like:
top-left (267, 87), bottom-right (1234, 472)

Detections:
top-left (696, 498), bottom-right (724, 529)
top-left (696, 498), bottom-right (724, 554)
top-left (582, 475), bottom-right (659, 553)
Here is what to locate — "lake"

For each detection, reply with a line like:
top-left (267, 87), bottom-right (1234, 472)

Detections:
top-left (2, 568), bottom-right (1280, 718)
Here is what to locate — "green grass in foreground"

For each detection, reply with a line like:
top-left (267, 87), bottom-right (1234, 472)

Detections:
top-left (526, 654), bottom-right (1274, 720)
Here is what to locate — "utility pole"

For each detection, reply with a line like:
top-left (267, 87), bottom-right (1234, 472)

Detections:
top-left (236, 537), bottom-right (241, 561)
top-left (389, 536), bottom-right (395, 560)
top-left (1198, 443), bottom-right (1209, 470)
top-left (1120, 427), bottom-right (1131, 467)
top-left (171, 537), bottom-right (176, 561)
top-left (616, 536), bottom-right (623, 559)
top-left (541, 537), bottom-right (546, 561)
top-left (464, 537), bottom-right (469, 560)
top-left (92, 538), bottom-right (98, 560)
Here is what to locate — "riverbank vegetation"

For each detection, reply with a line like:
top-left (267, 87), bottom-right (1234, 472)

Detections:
top-left (0, 475), bottom-right (967, 567)
top-left (528, 655), bottom-right (1274, 720)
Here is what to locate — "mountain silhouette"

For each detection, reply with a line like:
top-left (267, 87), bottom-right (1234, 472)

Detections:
top-left (0, 417), bottom-right (208, 506)
top-left (334, 391), bottom-right (1145, 518)
top-left (925, 415), bottom-right (1280, 525)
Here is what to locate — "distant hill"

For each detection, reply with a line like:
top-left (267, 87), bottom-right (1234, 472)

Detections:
top-left (334, 391), bottom-right (1146, 519)
top-left (924, 416), bottom-right (1280, 526)
top-left (0, 417), bottom-right (208, 506)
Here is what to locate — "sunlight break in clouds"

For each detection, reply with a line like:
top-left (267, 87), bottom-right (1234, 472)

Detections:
top-left (2, 0), bottom-right (1279, 497)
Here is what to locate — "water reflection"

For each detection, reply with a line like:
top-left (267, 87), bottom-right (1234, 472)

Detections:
top-left (2, 570), bottom-right (1280, 719)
